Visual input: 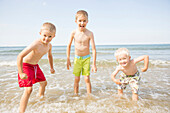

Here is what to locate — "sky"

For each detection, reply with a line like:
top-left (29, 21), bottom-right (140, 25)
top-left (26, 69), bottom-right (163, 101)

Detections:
top-left (0, 0), bottom-right (170, 46)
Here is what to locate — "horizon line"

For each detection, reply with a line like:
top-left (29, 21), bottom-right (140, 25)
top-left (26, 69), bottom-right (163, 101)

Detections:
top-left (0, 42), bottom-right (170, 47)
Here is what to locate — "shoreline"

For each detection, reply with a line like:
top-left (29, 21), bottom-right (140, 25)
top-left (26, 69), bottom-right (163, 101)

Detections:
top-left (0, 43), bottom-right (170, 47)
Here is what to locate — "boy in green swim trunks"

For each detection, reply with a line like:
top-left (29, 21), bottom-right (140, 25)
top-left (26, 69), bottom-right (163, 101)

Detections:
top-left (67, 10), bottom-right (97, 95)
top-left (111, 48), bottom-right (149, 101)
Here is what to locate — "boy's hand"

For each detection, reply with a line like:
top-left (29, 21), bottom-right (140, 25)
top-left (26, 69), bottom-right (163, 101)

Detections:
top-left (91, 65), bottom-right (97, 73)
top-left (67, 58), bottom-right (71, 70)
top-left (141, 67), bottom-right (148, 72)
top-left (20, 73), bottom-right (28, 79)
top-left (50, 68), bottom-right (55, 74)
top-left (114, 79), bottom-right (121, 85)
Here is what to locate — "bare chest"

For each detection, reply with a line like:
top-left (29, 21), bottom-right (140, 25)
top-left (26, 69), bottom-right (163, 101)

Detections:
top-left (74, 33), bottom-right (90, 44)
top-left (122, 64), bottom-right (137, 75)
top-left (34, 44), bottom-right (49, 55)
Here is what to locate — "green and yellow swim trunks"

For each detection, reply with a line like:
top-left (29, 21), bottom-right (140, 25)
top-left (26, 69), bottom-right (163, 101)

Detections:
top-left (73, 54), bottom-right (90, 76)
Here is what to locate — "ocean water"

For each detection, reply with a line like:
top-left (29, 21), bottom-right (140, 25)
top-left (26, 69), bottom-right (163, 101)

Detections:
top-left (0, 44), bottom-right (170, 113)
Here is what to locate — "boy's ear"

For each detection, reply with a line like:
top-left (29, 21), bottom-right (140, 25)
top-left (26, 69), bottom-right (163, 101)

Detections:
top-left (39, 32), bottom-right (41, 35)
top-left (129, 56), bottom-right (131, 59)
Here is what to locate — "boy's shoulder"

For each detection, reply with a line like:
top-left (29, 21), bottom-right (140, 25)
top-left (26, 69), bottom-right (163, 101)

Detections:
top-left (129, 59), bottom-right (137, 65)
top-left (85, 29), bottom-right (93, 35)
top-left (86, 29), bottom-right (94, 39)
top-left (29, 38), bottom-right (51, 48)
top-left (32, 39), bottom-right (43, 46)
top-left (27, 39), bottom-right (40, 47)
top-left (71, 29), bottom-right (76, 36)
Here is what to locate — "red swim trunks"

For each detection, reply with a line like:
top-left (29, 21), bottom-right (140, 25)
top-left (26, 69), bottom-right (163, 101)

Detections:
top-left (18, 63), bottom-right (46, 87)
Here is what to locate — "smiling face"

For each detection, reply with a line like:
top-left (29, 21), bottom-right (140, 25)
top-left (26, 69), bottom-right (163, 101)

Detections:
top-left (116, 53), bottom-right (131, 67)
top-left (40, 30), bottom-right (55, 44)
top-left (75, 15), bottom-right (88, 31)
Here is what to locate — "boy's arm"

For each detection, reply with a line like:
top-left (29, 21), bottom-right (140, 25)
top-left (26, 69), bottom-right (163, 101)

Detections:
top-left (90, 32), bottom-right (97, 73)
top-left (17, 42), bottom-right (37, 79)
top-left (134, 55), bottom-right (149, 72)
top-left (48, 44), bottom-right (55, 74)
top-left (67, 31), bottom-right (74, 70)
top-left (111, 65), bottom-right (121, 85)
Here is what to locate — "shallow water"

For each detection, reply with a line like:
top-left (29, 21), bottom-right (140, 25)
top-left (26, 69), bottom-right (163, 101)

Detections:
top-left (0, 45), bottom-right (170, 112)
top-left (0, 59), bottom-right (170, 113)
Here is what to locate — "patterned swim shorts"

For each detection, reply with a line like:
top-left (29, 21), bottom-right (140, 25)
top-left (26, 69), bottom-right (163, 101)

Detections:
top-left (118, 71), bottom-right (140, 94)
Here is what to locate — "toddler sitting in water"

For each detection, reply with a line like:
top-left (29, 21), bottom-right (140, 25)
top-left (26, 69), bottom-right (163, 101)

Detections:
top-left (111, 48), bottom-right (149, 101)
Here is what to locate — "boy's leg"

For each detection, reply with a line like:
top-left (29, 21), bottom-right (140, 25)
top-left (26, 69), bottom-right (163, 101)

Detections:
top-left (82, 57), bottom-right (91, 94)
top-left (39, 81), bottom-right (47, 97)
top-left (118, 89), bottom-right (123, 96)
top-left (129, 78), bottom-right (139, 101)
top-left (132, 93), bottom-right (138, 101)
top-left (19, 87), bottom-right (33, 113)
top-left (74, 76), bottom-right (80, 95)
top-left (117, 84), bottom-right (124, 96)
top-left (84, 75), bottom-right (91, 94)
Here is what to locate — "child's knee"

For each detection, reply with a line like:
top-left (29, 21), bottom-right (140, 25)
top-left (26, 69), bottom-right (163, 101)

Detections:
top-left (44, 81), bottom-right (47, 86)
top-left (74, 77), bottom-right (80, 83)
top-left (25, 87), bottom-right (33, 95)
top-left (84, 76), bottom-right (90, 83)
top-left (40, 81), bottom-right (47, 87)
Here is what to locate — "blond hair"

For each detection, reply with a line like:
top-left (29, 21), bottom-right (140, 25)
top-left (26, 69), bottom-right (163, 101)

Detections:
top-left (75, 10), bottom-right (88, 20)
top-left (40, 22), bottom-right (56, 34)
top-left (114, 48), bottom-right (130, 58)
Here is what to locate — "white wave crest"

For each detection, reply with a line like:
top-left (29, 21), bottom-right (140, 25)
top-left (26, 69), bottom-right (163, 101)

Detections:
top-left (0, 61), bottom-right (16, 66)
top-left (150, 60), bottom-right (170, 66)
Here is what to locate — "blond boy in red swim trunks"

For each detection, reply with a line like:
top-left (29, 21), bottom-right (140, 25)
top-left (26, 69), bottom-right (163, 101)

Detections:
top-left (17, 22), bottom-right (56, 113)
